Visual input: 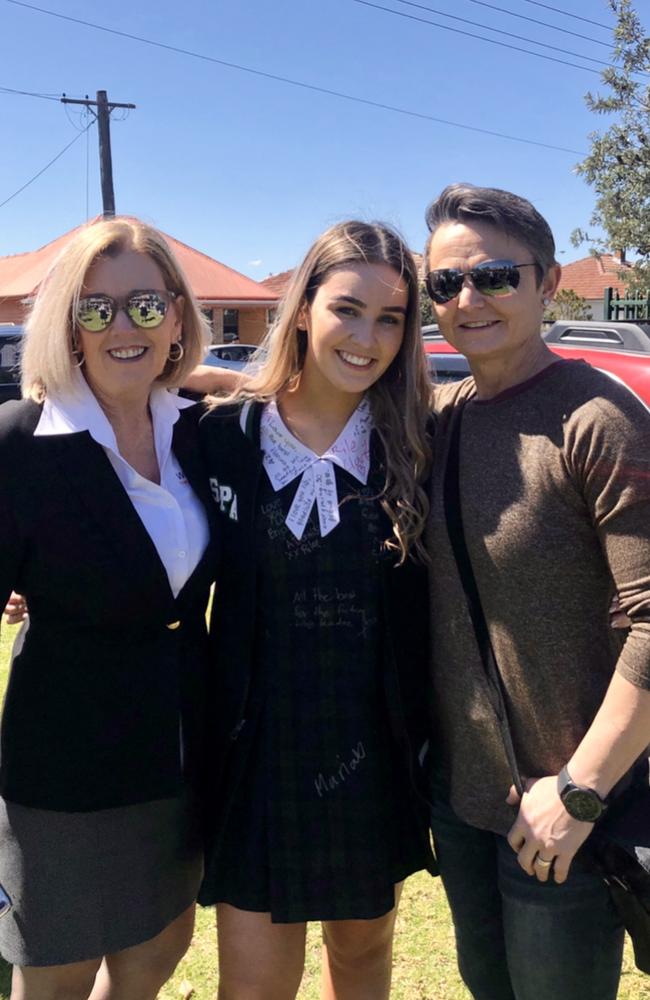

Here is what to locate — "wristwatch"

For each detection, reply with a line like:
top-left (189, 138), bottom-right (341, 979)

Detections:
top-left (557, 766), bottom-right (608, 822)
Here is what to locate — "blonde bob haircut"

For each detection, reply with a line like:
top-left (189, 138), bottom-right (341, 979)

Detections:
top-left (225, 219), bottom-right (432, 563)
top-left (21, 216), bottom-right (209, 400)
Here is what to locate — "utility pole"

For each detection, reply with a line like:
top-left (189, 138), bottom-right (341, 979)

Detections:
top-left (61, 90), bottom-right (136, 218)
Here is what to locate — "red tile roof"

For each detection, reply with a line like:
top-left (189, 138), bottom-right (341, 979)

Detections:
top-left (557, 254), bottom-right (633, 300)
top-left (260, 251), bottom-right (426, 300)
top-left (0, 218), bottom-right (278, 305)
top-left (260, 269), bottom-right (294, 297)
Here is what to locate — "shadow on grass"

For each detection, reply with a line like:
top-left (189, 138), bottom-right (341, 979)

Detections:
top-left (0, 958), bottom-right (10, 997)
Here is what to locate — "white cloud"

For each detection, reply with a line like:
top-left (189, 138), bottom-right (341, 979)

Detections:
top-left (248, 259), bottom-right (263, 267)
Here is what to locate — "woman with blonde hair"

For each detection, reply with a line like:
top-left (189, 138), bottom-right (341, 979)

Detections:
top-left (198, 220), bottom-right (435, 999)
top-left (0, 216), bottom-right (216, 999)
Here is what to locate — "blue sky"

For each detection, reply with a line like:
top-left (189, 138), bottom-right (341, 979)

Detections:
top-left (1, 0), bottom-right (648, 279)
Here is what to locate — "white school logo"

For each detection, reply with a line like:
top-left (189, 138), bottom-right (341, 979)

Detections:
top-left (209, 477), bottom-right (238, 521)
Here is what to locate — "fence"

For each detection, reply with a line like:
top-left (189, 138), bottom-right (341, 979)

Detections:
top-left (605, 287), bottom-right (650, 320)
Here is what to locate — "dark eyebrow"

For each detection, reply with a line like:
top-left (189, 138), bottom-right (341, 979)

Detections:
top-left (334, 295), bottom-right (366, 307)
top-left (333, 295), bottom-right (406, 315)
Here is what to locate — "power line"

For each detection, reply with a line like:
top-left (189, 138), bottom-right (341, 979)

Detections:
top-left (61, 91), bottom-right (136, 217)
top-left (0, 85), bottom-right (60, 101)
top-left (85, 109), bottom-right (90, 219)
top-left (64, 101), bottom-right (90, 132)
top-left (356, 0), bottom-right (602, 75)
top-left (2, 0), bottom-right (584, 155)
top-left (0, 121), bottom-right (93, 211)
top-left (519, 0), bottom-right (611, 31)
top-left (390, 0), bottom-right (613, 67)
top-left (464, 0), bottom-right (611, 48)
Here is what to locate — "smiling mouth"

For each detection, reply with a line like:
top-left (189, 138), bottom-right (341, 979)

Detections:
top-left (108, 346), bottom-right (148, 360)
top-left (459, 320), bottom-right (500, 330)
top-left (337, 350), bottom-right (374, 368)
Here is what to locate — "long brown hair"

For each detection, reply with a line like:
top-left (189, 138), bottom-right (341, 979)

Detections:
top-left (221, 220), bottom-right (432, 562)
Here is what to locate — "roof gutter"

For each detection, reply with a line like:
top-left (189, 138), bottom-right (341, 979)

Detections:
top-left (198, 298), bottom-right (278, 308)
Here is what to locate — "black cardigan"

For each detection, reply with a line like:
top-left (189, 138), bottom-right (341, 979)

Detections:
top-left (199, 402), bottom-right (432, 810)
top-left (0, 398), bottom-right (218, 811)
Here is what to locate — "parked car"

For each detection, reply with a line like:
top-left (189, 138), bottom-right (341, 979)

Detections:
top-left (422, 320), bottom-right (650, 406)
top-left (0, 325), bottom-right (22, 404)
top-left (203, 343), bottom-right (262, 371)
top-left (542, 320), bottom-right (650, 406)
top-left (425, 352), bottom-right (471, 384)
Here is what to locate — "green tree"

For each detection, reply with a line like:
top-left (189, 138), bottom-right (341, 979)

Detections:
top-left (419, 282), bottom-right (436, 326)
top-left (572, 0), bottom-right (650, 269)
top-left (545, 289), bottom-right (593, 322)
top-left (621, 260), bottom-right (650, 295)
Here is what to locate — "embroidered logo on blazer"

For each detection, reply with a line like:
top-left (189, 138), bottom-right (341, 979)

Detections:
top-left (209, 477), bottom-right (238, 521)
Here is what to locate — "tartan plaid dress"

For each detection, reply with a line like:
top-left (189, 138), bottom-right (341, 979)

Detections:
top-left (202, 461), bottom-right (431, 922)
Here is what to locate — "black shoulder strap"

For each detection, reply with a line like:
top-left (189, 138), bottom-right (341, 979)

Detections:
top-left (443, 407), bottom-right (525, 797)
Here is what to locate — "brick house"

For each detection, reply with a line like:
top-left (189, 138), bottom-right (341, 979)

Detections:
top-left (556, 253), bottom-right (633, 320)
top-left (0, 220), bottom-right (278, 346)
top-left (259, 251), bottom-right (427, 306)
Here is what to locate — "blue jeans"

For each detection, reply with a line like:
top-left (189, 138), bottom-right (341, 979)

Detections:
top-left (430, 794), bottom-right (625, 1000)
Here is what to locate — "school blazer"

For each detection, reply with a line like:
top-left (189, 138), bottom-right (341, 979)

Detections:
top-left (0, 398), bottom-right (219, 812)
top-left (199, 403), bottom-right (432, 800)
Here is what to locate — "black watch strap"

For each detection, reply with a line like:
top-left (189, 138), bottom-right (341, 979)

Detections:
top-left (557, 765), bottom-right (608, 822)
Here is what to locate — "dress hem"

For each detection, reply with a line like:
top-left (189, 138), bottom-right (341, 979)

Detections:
top-left (198, 858), bottom-right (429, 924)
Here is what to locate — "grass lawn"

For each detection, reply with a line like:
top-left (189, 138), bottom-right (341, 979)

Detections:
top-left (1, 622), bottom-right (649, 998)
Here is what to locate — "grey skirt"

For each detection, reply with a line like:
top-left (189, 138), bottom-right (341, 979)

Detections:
top-left (0, 792), bottom-right (203, 967)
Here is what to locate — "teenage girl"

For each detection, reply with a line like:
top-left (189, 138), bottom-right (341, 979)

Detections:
top-left (198, 220), bottom-right (434, 1000)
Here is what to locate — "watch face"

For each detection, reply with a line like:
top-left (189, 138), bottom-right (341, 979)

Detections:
top-left (563, 789), bottom-right (604, 823)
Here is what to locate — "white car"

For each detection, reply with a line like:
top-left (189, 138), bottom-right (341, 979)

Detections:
top-left (203, 343), bottom-right (266, 373)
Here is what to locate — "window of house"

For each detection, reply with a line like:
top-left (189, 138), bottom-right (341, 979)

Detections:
top-left (223, 309), bottom-right (239, 342)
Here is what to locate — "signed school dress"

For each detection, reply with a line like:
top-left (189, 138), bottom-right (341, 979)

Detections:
top-left (199, 398), bottom-right (433, 922)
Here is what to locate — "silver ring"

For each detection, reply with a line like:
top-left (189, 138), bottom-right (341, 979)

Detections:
top-left (534, 856), bottom-right (553, 868)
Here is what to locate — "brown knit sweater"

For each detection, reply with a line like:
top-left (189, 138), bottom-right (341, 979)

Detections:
top-left (428, 360), bottom-right (650, 835)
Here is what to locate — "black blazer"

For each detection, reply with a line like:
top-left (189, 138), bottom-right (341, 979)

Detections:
top-left (199, 403), bottom-right (432, 810)
top-left (0, 397), bottom-right (219, 811)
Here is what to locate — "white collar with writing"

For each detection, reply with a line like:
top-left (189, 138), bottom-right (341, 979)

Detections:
top-left (260, 397), bottom-right (372, 540)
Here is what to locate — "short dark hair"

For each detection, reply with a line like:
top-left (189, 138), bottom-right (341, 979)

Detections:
top-left (424, 183), bottom-right (557, 286)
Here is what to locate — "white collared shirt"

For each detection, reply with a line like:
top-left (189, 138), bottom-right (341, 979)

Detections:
top-left (35, 373), bottom-right (209, 597)
top-left (259, 397), bottom-right (372, 540)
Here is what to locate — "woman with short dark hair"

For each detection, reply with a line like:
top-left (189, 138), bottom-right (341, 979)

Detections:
top-left (424, 183), bottom-right (650, 1000)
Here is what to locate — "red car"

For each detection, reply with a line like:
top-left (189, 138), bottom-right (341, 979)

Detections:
top-left (423, 320), bottom-right (650, 408)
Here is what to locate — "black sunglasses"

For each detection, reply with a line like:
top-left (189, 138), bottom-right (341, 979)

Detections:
top-left (425, 260), bottom-right (537, 304)
top-left (76, 290), bottom-right (178, 333)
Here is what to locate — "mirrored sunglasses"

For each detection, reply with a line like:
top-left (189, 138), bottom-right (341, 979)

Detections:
top-left (425, 260), bottom-right (537, 305)
top-left (76, 290), bottom-right (178, 333)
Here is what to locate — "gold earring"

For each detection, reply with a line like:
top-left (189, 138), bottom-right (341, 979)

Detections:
top-left (71, 338), bottom-right (84, 367)
top-left (168, 342), bottom-right (184, 362)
